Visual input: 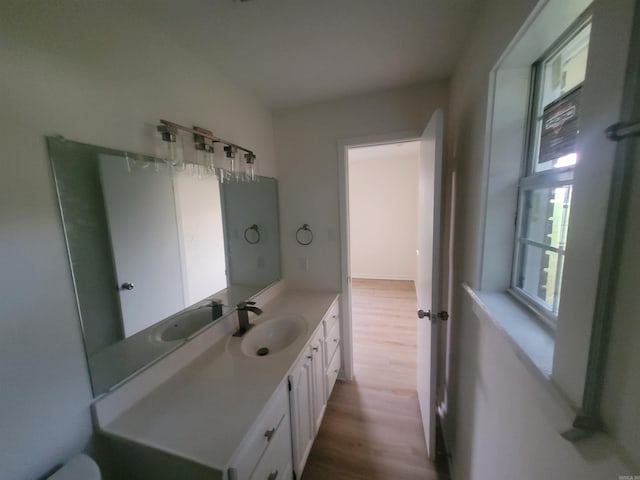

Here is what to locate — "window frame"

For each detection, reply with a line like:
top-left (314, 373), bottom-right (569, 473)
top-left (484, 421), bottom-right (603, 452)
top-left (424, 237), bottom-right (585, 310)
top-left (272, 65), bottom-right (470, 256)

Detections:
top-left (509, 15), bottom-right (592, 329)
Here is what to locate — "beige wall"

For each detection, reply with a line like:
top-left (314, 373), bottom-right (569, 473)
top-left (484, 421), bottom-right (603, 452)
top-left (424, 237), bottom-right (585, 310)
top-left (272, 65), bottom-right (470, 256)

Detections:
top-left (0, 2), bottom-right (275, 479)
top-left (348, 143), bottom-right (419, 281)
top-left (445, 0), bottom-right (640, 477)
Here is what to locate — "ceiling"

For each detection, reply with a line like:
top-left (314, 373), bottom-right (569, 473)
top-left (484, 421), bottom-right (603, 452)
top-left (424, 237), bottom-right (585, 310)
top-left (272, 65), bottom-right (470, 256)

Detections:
top-left (119, 0), bottom-right (482, 109)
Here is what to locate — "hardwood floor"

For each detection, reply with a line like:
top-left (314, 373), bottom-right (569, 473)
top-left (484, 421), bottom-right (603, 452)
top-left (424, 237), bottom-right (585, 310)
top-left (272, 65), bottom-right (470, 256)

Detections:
top-left (302, 279), bottom-right (449, 480)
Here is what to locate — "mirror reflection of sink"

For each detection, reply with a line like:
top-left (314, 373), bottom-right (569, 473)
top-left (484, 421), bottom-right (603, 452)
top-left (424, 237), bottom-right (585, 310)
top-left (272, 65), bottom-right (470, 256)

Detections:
top-left (154, 305), bottom-right (222, 342)
top-left (236, 315), bottom-right (307, 357)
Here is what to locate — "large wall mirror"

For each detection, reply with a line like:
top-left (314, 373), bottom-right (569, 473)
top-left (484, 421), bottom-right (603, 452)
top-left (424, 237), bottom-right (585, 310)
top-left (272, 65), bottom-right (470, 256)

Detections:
top-left (47, 137), bottom-right (281, 396)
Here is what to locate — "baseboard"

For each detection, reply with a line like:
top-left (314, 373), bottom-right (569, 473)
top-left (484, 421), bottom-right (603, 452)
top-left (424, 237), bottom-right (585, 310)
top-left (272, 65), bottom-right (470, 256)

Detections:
top-left (351, 274), bottom-right (415, 281)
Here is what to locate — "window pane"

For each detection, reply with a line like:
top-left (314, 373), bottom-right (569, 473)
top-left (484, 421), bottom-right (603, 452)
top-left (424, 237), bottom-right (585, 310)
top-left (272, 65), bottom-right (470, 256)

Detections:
top-left (521, 185), bottom-right (572, 249)
top-left (541, 24), bottom-right (591, 107)
top-left (516, 244), bottom-right (565, 314)
top-left (533, 23), bottom-right (591, 173)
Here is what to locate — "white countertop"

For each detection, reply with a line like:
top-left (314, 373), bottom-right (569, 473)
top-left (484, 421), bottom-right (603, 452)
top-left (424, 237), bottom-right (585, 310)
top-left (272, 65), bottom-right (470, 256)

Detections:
top-left (98, 289), bottom-right (338, 472)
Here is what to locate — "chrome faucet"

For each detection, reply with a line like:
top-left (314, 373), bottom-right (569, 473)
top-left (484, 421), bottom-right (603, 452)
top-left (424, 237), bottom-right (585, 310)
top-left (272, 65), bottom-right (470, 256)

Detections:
top-left (233, 301), bottom-right (262, 337)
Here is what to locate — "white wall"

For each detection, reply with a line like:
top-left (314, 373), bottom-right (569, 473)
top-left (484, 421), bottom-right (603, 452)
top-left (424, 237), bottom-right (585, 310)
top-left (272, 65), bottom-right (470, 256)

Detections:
top-left (274, 82), bottom-right (449, 291)
top-left (0, 2), bottom-right (275, 478)
top-left (445, 0), bottom-right (640, 478)
top-left (348, 142), bottom-right (419, 281)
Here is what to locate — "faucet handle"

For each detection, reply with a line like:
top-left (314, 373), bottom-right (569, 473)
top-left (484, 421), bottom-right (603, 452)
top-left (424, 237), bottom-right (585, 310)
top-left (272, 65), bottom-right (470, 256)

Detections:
top-left (237, 300), bottom-right (256, 308)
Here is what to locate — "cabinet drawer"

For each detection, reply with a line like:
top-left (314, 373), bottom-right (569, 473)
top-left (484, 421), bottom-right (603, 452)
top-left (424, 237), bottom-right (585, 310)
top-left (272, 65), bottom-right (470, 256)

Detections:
top-left (324, 319), bottom-right (340, 369)
top-left (250, 413), bottom-right (292, 480)
top-left (325, 348), bottom-right (341, 399)
top-left (322, 300), bottom-right (339, 337)
top-left (229, 384), bottom-right (289, 480)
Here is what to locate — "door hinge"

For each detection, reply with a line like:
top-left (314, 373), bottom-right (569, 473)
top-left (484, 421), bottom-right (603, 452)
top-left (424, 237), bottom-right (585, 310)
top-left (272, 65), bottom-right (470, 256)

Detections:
top-left (288, 378), bottom-right (292, 391)
top-left (417, 309), bottom-right (449, 322)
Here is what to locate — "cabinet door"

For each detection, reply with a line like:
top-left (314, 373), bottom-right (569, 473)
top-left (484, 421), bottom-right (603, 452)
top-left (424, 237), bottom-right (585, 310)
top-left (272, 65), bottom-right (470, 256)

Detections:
top-left (288, 352), bottom-right (314, 477)
top-left (249, 414), bottom-right (293, 480)
top-left (310, 331), bottom-right (326, 431)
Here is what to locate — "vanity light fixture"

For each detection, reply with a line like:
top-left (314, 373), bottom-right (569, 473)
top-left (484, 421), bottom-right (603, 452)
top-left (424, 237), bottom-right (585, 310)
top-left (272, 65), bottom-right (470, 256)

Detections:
top-left (244, 152), bottom-right (256, 182)
top-left (155, 119), bottom-right (258, 182)
top-left (193, 127), bottom-right (217, 177)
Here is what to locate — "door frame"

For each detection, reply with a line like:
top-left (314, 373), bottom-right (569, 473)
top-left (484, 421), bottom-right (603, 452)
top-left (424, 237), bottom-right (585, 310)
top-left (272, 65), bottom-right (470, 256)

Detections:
top-left (337, 130), bottom-right (422, 380)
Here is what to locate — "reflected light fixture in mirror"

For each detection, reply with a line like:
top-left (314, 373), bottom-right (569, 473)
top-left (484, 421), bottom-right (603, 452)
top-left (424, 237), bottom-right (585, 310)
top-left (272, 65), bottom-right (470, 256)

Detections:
top-left (157, 123), bottom-right (185, 171)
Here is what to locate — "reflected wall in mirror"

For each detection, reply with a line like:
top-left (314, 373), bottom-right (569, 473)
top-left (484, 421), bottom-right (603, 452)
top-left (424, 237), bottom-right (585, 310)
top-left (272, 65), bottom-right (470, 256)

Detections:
top-left (47, 137), bottom-right (281, 396)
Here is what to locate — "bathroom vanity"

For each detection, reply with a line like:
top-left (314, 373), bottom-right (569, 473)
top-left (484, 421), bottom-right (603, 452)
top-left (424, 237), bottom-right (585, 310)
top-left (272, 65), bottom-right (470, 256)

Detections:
top-left (92, 286), bottom-right (341, 480)
top-left (47, 136), bottom-right (341, 479)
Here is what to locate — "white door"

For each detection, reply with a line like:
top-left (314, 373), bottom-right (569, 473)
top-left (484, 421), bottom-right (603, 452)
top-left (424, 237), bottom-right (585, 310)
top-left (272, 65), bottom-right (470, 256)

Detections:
top-left (99, 155), bottom-right (185, 337)
top-left (416, 109), bottom-right (445, 459)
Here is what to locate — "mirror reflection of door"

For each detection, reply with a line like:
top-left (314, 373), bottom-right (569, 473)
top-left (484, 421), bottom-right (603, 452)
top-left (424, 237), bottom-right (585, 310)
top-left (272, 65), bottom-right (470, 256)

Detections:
top-left (99, 154), bottom-right (186, 337)
top-left (173, 172), bottom-right (227, 305)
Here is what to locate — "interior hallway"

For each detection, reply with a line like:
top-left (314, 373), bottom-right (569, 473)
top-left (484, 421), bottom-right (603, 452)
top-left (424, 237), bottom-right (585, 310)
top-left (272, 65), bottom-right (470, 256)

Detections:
top-left (302, 278), bottom-right (449, 479)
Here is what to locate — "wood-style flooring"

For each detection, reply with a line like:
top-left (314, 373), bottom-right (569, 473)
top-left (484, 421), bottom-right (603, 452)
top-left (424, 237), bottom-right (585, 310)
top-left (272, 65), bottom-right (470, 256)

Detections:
top-left (302, 279), bottom-right (449, 480)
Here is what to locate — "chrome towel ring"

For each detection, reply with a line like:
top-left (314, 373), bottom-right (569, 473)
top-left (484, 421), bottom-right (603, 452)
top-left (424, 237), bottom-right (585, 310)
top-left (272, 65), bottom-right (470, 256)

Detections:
top-left (244, 224), bottom-right (260, 244)
top-left (296, 224), bottom-right (313, 246)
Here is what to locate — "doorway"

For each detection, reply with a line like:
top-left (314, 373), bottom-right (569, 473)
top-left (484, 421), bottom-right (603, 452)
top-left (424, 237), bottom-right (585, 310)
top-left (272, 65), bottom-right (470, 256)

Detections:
top-left (346, 140), bottom-right (422, 385)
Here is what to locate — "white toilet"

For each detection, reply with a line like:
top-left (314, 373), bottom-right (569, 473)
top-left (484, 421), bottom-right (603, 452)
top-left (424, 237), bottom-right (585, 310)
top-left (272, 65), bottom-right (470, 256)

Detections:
top-left (47, 454), bottom-right (101, 480)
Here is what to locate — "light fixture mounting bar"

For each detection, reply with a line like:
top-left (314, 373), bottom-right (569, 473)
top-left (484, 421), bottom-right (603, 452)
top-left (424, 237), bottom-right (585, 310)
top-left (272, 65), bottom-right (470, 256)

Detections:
top-left (159, 119), bottom-right (254, 155)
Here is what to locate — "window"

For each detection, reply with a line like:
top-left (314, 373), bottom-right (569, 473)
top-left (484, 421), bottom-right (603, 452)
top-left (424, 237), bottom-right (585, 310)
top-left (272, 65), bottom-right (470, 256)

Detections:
top-left (511, 20), bottom-right (591, 326)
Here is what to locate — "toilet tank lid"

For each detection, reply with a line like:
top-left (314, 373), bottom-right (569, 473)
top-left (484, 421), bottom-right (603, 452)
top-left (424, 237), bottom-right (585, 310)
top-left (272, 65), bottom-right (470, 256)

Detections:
top-left (47, 454), bottom-right (101, 480)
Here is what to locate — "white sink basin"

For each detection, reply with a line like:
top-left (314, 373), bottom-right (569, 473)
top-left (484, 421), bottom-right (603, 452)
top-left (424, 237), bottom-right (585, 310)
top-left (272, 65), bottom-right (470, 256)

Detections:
top-left (239, 315), bottom-right (307, 357)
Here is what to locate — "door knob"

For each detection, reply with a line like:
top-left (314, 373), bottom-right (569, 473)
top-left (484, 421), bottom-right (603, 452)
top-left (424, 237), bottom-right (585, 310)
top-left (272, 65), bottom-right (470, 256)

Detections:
top-left (417, 309), bottom-right (432, 319)
top-left (120, 282), bottom-right (135, 291)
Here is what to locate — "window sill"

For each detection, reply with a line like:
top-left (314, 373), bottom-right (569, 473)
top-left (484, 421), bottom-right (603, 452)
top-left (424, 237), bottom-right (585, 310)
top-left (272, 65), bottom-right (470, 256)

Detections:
top-left (463, 283), bottom-right (554, 378)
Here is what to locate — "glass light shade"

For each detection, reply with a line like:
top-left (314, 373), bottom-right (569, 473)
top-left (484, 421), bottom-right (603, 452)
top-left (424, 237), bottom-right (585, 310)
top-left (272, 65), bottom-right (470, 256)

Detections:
top-left (162, 132), bottom-right (184, 171)
top-left (244, 153), bottom-right (256, 182)
top-left (224, 145), bottom-right (240, 181)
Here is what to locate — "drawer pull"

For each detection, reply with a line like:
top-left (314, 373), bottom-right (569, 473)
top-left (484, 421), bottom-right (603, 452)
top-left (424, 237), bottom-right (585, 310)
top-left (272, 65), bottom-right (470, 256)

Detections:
top-left (267, 470), bottom-right (279, 480)
top-left (333, 338), bottom-right (338, 343)
top-left (264, 428), bottom-right (276, 441)
top-left (334, 369), bottom-right (339, 373)
top-left (312, 346), bottom-right (319, 352)
top-left (307, 355), bottom-right (313, 360)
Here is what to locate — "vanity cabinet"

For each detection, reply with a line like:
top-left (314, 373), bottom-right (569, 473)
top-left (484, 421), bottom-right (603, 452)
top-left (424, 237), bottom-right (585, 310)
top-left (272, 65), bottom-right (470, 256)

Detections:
top-left (323, 301), bottom-right (341, 399)
top-left (289, 299), bottom-right (341, 478)
top-left (229, 382), bottom-right (293, 480)
top-left (288, 340), bottom-right (315, 476)
top-left (93, 291), bottom-right (341, 480)
top-left (310, 327), bottom-right (327, 429)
